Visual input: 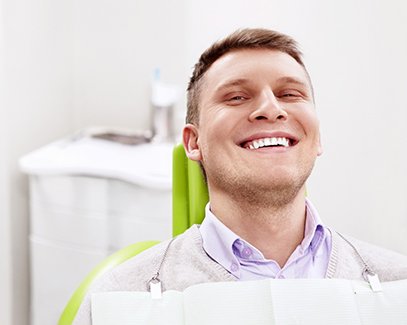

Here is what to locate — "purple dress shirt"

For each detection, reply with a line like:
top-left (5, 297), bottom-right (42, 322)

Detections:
top-left (199, 199), bottom-right (332, 280)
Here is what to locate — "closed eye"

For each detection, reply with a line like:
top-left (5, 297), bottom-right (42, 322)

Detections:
top-left (225, 94), bottom-right (250, 105)
top-left (277, 90), bottom-right (306, 101)
top-left (280, 91), bottom-right (301, 97)
top-left (229, 95), bottom-right (246, 101)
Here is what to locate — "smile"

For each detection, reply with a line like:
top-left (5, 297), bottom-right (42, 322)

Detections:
top-left (243, 137), bottom-right (293, 150)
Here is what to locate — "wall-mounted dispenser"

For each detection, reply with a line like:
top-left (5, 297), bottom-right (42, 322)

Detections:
top-left (151, 69), bottom-right (180, 143)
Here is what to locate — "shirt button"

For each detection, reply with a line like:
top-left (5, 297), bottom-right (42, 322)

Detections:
top-left (242, 247), bottom-right (252, 258)
top-left (231, 263), bottom-right (239, 272)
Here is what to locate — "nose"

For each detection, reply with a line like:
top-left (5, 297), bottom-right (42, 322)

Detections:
top-left (248, 89), bottom-right (288, 122)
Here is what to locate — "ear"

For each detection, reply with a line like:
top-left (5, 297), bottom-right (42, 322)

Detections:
top-left (182, 124), bottom-right (202, 161)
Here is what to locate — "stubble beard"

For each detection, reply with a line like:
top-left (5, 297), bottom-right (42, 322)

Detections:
top-left (207, 159), bottom-right (315, 210)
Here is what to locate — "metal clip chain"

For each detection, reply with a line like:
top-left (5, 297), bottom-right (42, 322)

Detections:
top-left (147, 237), bottom-right (177, 298)
top-left (336, 232), bottom-right (382, 292)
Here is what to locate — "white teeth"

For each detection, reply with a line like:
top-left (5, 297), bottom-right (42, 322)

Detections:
top-left (247, 137), bottom-right (290, 150)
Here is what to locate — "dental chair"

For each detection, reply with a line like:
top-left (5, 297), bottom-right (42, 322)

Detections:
top-left (58, 144), bottom-right (209, 325)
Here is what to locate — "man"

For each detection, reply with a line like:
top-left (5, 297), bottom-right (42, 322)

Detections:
top-left (73, 28), bottom-right (407, 324)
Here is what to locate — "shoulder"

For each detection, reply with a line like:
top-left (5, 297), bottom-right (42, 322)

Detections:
top-left (332, 231), bottom-right (407, 282)
top-left (89, 225), bottom-right (207, 293)
top-left (73, 225), bottom-right (232, 325)
top-left (351, 236), bottom-right (407, 281)
top-left (104, 225), bottom-right (229, 291)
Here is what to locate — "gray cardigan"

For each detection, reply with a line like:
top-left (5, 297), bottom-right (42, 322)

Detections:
top-left (73, 225), bottom-right (407, 325)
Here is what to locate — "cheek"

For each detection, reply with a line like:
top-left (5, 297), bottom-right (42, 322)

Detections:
top-left (297, 109), bottom-right (320, 136)
top-left (292, 109), bottom-right (321, 155)
top-left (198, 122), bottom-right (234, 165)
top-left (303, 114), bottom-right (322, 155)
top-left (200, 109), bottom-right (236, 138)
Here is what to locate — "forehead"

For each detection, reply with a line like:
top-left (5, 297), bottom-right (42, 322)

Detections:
top-left (201, 49), bottom-right (311, 94)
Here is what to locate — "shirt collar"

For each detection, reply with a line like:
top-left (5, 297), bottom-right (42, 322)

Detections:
top-left (200, 204), bottom-right (241, 277)
top-left (199, 198), bottom-right (328, 278)
top-left (301, 198), bottom-right (326, 255)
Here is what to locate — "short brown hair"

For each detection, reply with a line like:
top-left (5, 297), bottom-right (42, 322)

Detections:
top-left (186, 28), bottom-right (309, 125)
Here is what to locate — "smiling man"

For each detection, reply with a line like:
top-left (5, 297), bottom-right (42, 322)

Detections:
top-left (73, 28), bottom-right (407, 325)
top-left (183, 43), bottom-right (326, 278)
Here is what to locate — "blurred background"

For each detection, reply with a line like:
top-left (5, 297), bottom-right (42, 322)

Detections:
top-left (1, 0), bottom-right (406, 324)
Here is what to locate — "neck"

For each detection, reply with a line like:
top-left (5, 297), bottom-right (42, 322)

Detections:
top-left (209, 187), bottom-right (307, 267)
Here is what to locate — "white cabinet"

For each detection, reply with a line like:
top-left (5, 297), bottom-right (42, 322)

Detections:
top-left (21, 137), bottom-right (173, 325)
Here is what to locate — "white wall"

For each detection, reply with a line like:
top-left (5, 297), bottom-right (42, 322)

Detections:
top-left (72, 0), bottom-right (188, 131)
top-left (0, 2), bottom-right (12, 324)
top-left (1, 0), bottom-right (75, 324)
top-left (300, 0), bottom-right (407, 253)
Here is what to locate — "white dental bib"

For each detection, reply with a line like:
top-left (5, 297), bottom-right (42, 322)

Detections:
top-left (91, 278), bottom-right (407, 325)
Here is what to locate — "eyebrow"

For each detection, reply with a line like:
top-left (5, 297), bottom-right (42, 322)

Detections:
top-left (214, 76), bottom-right (310, 93)
top-left (214, 78), bottom-right (251, 93)
top-left (275, 76), bottom-right (309, 88)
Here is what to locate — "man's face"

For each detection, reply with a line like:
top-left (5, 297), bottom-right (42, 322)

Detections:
top-left (183, 49), bottom-right (322, 202)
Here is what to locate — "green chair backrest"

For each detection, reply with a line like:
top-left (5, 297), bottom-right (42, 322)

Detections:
top-left (172, 143), bottom-right (209, 236)
top-left (58, 144), bottom-right (209, 324)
